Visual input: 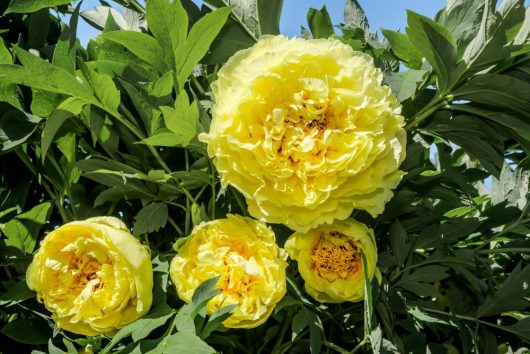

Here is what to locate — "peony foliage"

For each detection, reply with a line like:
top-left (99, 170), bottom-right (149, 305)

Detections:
top-left (0, 0), bottom-right (530, 353)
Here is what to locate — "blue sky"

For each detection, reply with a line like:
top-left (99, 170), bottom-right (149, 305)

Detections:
top-left (73, 0), bottom-right (447, 46)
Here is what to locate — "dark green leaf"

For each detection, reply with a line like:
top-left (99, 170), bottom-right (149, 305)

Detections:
top-left (190, 276), bottom-right (221, 319)
top-left (133, 202), bottom-right (169, 235)
top-left (0, 110), bottom-right (42, 151)
top-left (477, 263), bottom-right (530, 317)
top-left (406, 10), bottom-right (457, 91)
top-left (1, 317), bottom-right (52, 344)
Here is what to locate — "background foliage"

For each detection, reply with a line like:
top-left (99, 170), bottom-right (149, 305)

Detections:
top-left (0, 0), bottom-right (529, 353)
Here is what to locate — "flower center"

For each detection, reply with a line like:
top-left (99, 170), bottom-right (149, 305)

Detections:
top-left (286, 78), bottom-right (330, 133)
top-left (68, 254), bottom-right (105, 293)
top-left (311, 232), bottom-right (361, 282)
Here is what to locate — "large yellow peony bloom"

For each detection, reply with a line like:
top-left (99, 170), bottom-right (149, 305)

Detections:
top-left (26, 217), bottom-right (153, 336)
top-left (199, 35), bottom-right (406, 232)
top-left (285, 219), bottom-right (377, 303)
top-left (170, 214), bottom-right (287, 329)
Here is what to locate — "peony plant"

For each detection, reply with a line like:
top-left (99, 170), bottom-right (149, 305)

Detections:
top-left (0, 0), bottom-right (529, 353)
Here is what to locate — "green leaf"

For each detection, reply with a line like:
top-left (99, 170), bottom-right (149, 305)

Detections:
top-left (175, 6), bottom-right (233, 88)
top-left (41, 97), bottom-right (86, 162)
top-left (389, 220), bottom-right (410, 265)
top-left (101, 304), bottom-right (174, 353)
top-left (292, 310), bottom-right (309, 339)
top-left (146, 0), bottom-right (188, 67)
top-left (0, 110), bottom-right (43, 151)
top-left (141, 132), bottom-right (181, 147)
top-left (161, 92), bottom-right (199, 146)
top-left (385, 69), bottom-right (427, 102)
top-left (200, 303), bottom-right (237, 338)
top-left (501, 317), bottom-right (530, 342)
top-left (426, 113), bottom-right (504, 177)
top-left (0, 281), bottom-right (35, 307)
top-left (27, 9), bottom-right (50, 49)
top-left (307, 6), bottom-right (334, 39)
top-left (406, 10), bottom-right (457, 91)
top-left (150, 331), bottom-right (215, 354)
top-left (1, 317), bottom-right (52, 344)
top-left (257, 0), bottom-right (283, 35)
top-left (3, 202), bottom-right (52, 253)
top-left (344, 0), bottom-right (369, 32)
top-left (463, 0), bottom-right (525, 69)
top-left (452, 74), bottom-right (530, 119)
top-left (190, 276), bottom-right (221, 319)
top-left (477, 263), bottom-right (530, 317)
top-left (81, 65), bottom-right (121, 112)
top-left (438, 0), bottom-right (485, 55)
top-left (100, 31), bottom-right (167, 74)
top-left (0, 47), bottom-right (94, 100)
top-left (400, 266), bottom-right (450, 283)
top-left (133, 202), bottom-right (169, 236)
top-left (4, 0), bottom-right (71, 14)
top-left (382, 29), bottom-right (423, 69)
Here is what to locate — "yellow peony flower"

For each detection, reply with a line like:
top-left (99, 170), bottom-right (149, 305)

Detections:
top-left (26, 216), bottom-right (153, 336)
top-left (199, 35), bottom-right (406, 232)
top-left (170, 214), bottom-right (287, 329)
top-left (285, 219), bottom-right (377, 303)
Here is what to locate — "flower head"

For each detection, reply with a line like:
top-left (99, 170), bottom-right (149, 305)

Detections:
top-left (26, 217), bottom-right (153, 336)
top-left (200, 35), bottom-right (406, 232)
top-left (285, 219), bottom-right (377, 303)
top-left (170, 214), bottom-right (287, 329)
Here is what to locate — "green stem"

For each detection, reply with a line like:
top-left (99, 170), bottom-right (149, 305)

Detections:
top-left (128, 0), bottom-right (146, 16)
top-left (15, 149), bottom-right (70, 223)
top-left (405, 96), bottom-right (449, 130)
top-left (322, 341), bottom-right (351, 354)
top-left (419, 307), bottom-right (523, 338)
top-left (350, 337), bottom-right (369, 354)
top-left (191, 76), bottom-right (206, 96)
top-left (168, 216), bottom-right (184, 237)
top-left (391, 259), bottom-right (471, 284)
top-left (478, 247), bottom-right (530, 254)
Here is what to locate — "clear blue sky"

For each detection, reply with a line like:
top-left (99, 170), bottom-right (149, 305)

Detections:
top-left (73, 0), bottom-right (448, 46)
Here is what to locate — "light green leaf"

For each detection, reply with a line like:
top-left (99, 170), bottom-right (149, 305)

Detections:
top-left (81, 65), bottom-right (121, 112)
top-left (406, 10), bottom-right (457, 91)
top-left (382, 29), bottom-right (423, 69)
top-left (0, 47), bottom-right (94, 100)
top-left (146, 0), bottom-right (188, 67)
top-left (150, 332), bottom-right (215, 354)
top-left (133, 202), bottom-right (168, 235)
top-left (344, 0), bottom-right (369, 32)
top-left (3, 202), bottom-right (52, 254)
top-left (385, 69), bottom-right (427, 102)
top-left (161, 91), bottom-right (199, 146)
top-left (141, 132), bottom-right (181, 147)
top-left (175, 6), bottom-right (233, 88)
top-left (41, 97), bottom-right (86, 162)
top-left (307, 6), bottom-right (334, 39)
top-left (4, 0), bottom-right (71, 14)
top-left (100, 31), bottom-right (167, 74)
